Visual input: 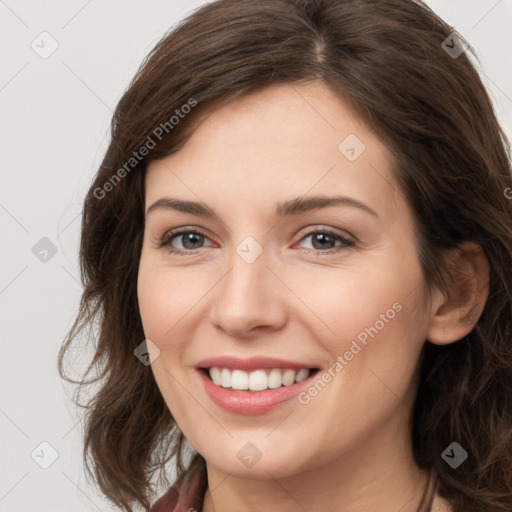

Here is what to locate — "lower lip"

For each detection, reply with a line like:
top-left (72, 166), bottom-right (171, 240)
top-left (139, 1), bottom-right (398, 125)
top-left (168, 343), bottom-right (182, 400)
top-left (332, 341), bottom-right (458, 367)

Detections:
top-left (196, 369), bottom-right (318, 415)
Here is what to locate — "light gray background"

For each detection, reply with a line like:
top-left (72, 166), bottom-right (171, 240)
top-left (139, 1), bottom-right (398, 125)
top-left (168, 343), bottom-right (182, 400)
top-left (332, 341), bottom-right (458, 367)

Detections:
top-left (1, 1), bottom-right (511, 511)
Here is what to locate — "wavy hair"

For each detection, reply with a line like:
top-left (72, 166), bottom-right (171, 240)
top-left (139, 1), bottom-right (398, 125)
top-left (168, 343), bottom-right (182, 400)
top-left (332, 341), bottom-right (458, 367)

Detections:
top-left (58, 0), bottom-right (512, 510)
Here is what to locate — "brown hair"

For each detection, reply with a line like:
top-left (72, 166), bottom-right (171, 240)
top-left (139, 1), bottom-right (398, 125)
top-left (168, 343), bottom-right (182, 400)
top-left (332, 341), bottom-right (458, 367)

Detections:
top-left (58, 0), bottom-right (512, 510)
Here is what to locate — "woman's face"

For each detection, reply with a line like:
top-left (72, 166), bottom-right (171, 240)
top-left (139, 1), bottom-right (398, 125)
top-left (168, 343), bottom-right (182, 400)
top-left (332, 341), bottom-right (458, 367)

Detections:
top-left (137, 81), bottom-right (433, 479)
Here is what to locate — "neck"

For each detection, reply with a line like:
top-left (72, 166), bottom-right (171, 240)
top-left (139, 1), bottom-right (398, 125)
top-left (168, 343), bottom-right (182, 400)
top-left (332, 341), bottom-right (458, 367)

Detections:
top-left (201, 416), bottom-right (431, 512)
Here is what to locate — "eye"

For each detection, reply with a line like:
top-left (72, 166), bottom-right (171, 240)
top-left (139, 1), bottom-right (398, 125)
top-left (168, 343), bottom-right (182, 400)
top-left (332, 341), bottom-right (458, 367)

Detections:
top-left (159, 228), bottom-right (213, 255)
top-left (158, 226), bottom-right (355, 256)
top-left (295, 228), bottom-right (355, 254)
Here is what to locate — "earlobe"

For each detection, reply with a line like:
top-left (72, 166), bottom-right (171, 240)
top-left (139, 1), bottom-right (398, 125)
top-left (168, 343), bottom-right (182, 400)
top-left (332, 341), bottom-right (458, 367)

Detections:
top-left (426, 242), bottom-right (490, 345)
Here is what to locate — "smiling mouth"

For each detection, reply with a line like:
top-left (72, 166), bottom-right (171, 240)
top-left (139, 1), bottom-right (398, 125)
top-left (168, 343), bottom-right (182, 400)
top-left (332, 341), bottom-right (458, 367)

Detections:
top-left (199, 367), bottom-right (320, 392)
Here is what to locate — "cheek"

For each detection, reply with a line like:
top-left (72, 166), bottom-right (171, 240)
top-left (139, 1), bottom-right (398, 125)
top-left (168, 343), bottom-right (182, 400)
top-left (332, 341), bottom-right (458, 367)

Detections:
top-left (137, 252), bottom-right (427, 357)
top-left (137, 261), bottom-right (195, 414)
top-left (137, 260), bottom-right (202, 343)
top-left (294, 266), bottom-right (423, 348)
top-left (302, 265), bottom-right (428, 402)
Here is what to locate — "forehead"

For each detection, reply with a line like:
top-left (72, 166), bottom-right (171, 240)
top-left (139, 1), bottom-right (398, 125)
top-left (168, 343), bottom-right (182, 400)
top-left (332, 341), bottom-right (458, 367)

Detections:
top-left (145, 81), bottom-right (401, 220)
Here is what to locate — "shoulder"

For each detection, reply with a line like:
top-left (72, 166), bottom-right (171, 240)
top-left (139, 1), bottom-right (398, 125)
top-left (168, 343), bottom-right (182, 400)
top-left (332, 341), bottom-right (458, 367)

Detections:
top-left (149, 486), bottom-right (180, 512)
top-left (149, 466), bottom-right (207, 512)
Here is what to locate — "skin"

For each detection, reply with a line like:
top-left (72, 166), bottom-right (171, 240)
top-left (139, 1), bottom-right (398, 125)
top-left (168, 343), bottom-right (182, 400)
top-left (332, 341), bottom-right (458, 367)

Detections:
top-left (137, 81), bottom-right (489, 512)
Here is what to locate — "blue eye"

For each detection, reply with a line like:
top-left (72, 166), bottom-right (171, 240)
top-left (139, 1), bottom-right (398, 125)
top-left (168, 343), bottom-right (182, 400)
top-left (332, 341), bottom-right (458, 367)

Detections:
top-left (159, 229), bottom-right (211, 255)
top-left (159, 227), bottom-right (355, 256)
top-left (298, 229), bottom-right (355, 253)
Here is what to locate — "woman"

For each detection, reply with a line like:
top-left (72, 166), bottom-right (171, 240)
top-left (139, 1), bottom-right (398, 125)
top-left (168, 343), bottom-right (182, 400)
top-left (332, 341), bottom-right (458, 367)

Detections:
top-left (58, 0), bottom-right (512, 511)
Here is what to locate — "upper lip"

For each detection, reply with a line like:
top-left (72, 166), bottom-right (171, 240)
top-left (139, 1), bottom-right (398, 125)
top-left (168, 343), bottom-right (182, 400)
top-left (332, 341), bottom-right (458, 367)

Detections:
top-left (196, 356), bottom-right (318, 372)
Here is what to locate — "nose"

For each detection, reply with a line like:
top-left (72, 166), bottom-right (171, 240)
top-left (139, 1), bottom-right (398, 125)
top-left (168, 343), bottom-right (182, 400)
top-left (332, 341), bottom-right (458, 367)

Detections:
top-left (208, 243), bottom-right (288, 338)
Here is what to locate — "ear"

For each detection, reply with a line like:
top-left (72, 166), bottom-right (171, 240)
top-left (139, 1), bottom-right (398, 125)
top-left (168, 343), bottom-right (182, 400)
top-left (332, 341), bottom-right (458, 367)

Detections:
top-left (427, 242), bottom-right (490, 345)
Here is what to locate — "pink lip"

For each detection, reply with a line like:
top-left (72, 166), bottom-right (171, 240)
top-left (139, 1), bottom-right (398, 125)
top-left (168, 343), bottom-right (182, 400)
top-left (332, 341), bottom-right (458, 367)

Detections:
top-left (196, 355), bottom-right (317, 372)
top-left (195, 367), bottom-right (319, 415)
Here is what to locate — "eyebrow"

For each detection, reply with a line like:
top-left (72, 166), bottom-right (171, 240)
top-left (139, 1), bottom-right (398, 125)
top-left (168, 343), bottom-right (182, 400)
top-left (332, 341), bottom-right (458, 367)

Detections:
top-left (145, 194), bottom-right (379, 219)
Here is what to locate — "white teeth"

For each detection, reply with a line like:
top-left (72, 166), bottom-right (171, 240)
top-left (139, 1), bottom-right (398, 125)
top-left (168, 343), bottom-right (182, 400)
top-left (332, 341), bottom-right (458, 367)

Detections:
top-left (249, 370), bottom-right (268, 391)
top-left (295, 368), bottom-right (310, 382)
top-left (207, 367), bottom-right (313, 391)
top-left (209, 367), bottom-right (222, 385)
top-left (221, 368), bottom-right (231, 388)
top-left (268, 368), bottom-right (282, 389)
top-left (231, 369), bottom-right (249, 390)
top-left (282, 369), bottom-right (296, 386)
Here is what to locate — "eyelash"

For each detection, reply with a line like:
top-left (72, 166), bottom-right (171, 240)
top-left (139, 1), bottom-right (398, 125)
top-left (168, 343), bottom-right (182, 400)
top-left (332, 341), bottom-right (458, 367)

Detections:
top-left (158, 227), bottom-right (356, 256)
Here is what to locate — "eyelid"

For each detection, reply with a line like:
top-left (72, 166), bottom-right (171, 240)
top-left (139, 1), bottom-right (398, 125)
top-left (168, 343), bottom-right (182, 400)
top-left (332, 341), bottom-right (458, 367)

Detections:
top-left (158, 226), bottom-right (214, 248)
top-left (157, 225), bottom-right (356, 255)
top-left (294, 225), bottom-right (356, 244)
